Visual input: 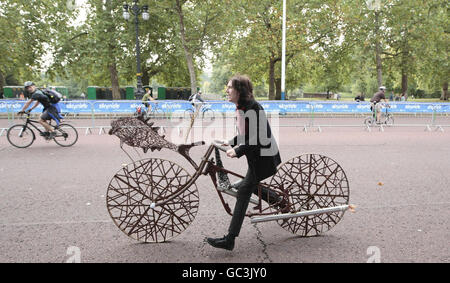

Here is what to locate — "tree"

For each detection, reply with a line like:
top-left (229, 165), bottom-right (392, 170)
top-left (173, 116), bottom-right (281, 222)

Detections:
top-left (0, 0), bottom-right (74, 89)
top-left (376, 0), bottom-right (448, 98)
top-left (163, 0), bottom-right (229, 94)
top-left (411, 0), bottom-right (449, 100)
top-left (214, 0), bottom-right (360, 99)
top-left (209, 60), bottom-right (233, 94)
top-left (49, 0), bottom-right (125, 99)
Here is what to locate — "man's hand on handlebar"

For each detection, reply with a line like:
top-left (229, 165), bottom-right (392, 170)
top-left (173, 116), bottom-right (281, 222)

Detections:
top-left (226, 148), bottom-right (237, 158)
top-left (212, 140), bottom-right (233, 155)
top-left (212, 140), bottom-right (237, 158)
top-left (18, 110), bottom-right (30, 115)
top-left (215, 139), bottom-right (229, 146)
top-left (18, 110), bottom-right (31, 116)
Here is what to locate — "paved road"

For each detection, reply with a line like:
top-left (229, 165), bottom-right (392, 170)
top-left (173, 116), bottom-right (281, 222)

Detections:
top-left (0, 117), bottom-right (449, 263)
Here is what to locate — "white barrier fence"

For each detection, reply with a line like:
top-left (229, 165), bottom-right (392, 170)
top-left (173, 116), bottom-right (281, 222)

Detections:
top-left (1, 100), bottom-right (449, 136)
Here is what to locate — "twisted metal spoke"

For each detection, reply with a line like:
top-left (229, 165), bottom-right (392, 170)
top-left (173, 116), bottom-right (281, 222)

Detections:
top-left (269, 154), bottom-right (349, 237)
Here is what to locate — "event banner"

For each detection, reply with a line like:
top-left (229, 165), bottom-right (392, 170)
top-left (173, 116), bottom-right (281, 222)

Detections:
top-left (0, 100), bottom-right (449, 114)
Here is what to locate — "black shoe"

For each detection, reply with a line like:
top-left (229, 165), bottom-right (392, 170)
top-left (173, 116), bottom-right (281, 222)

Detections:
top-left (277, 199), bottom-right (291, 214)
top-left (40, 132), bottom-right (50, 137)
top-left (206, 235), bottom-right (235, 251)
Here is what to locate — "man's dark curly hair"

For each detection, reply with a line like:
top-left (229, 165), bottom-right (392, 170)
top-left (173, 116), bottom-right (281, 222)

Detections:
top-left (229, 75), bottom-right (254, 108)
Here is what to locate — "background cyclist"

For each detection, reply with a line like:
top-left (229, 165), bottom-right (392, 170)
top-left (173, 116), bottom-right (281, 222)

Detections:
top-left (142, 87), bottom-right (155, 112)
top-left (188, 90), bottom-right (205, 106)
top-left (18, 81), bottom-right (60, 139)
top-left (370, 86), bottom-right (388, 123)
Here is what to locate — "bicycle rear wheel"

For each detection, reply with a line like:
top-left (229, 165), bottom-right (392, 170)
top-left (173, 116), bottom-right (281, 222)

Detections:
top-left (53, 123), bottom-right (78, 147)
top-left (268, 154), bottom-right (350, 237)
top-left (154, 108), bottom-right (166, 119)
top-left (202, 109), bottom-right (215, 121)
top-left (6, 124), bottom-right (35, 148)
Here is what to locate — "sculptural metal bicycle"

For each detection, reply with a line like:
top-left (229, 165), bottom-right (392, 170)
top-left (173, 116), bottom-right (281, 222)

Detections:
top-left (106, 117), bottom-right (352, 243)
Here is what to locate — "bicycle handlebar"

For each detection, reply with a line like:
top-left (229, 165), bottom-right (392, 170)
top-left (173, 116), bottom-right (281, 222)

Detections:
top-left (212, 140), bottom-right (229, 152)
top-left (17, 111), bottom-right (31, 117)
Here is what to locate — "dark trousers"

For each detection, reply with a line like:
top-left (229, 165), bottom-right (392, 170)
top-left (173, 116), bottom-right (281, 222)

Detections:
top-left (228, 168), bottom-right (280, 237)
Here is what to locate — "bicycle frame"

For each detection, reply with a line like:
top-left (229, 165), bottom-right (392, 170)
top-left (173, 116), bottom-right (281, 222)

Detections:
top-left (19, 114), bottom-right (49, 135)
top-left (148, 101), bottom-right (163, 113)
top-left (152, 143), bottom-right (289, 218)
top-left (369, 104), bottom-right (392, 123)
top-left (380, 106), bottom-right (392, 123)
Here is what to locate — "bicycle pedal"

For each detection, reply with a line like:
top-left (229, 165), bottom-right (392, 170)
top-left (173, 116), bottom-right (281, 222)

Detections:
top-left (217, 185), bottom-right (233, 192)
top-left (253, 204), bottom-right (262, 210)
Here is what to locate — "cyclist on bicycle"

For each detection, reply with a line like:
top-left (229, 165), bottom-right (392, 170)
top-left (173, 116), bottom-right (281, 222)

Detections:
top-left (370, 86), bottom-right (388, 123)
top-left (18, 81), bottom-right (61, 139)
top-left (135, 87), bottom-right (155, 118)
top-left (142, 87), bottom-right (155, 110)
top-left (188, 90), bottom-right (205, 106)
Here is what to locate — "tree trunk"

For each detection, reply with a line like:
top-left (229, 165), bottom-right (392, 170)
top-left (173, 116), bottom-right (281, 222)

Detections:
top-left (105, 0), bottom-right (120, 100)
top-left (275, 78), bottom-right (282, 100)
top-left (401, 46), bottom-right (409, 99)
top-left (401, 71), bottom-right (408, 99)
top-left (109, 62), bottom-right (121, 100)
top-left (176, 0), bottom-right (197, 95)
top-left (142, 68), bottom-right (150, 87)
top-left (269, 59), bottom-right (276, 100)
top-left (375, 11), bottom-right (383, 87)
top-left (0, 70), bottom-right (4, 98)
top-left (442, 82), bottom-right (449, 100)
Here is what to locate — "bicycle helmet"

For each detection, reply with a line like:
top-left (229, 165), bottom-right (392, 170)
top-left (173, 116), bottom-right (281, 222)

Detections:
top-left (24, 81), bottom-right (35, 88)
top-left (379, 86), bottom-right (386, 91)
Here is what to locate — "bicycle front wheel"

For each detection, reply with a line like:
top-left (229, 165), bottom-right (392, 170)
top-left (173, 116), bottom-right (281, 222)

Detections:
top-left (106, 158), bottom-right (199, 243)
top-left (7, 124), bottom-right (35, 148)
top-left (53, 124), bottom-right (78, 147)
top-left (364, 116), bottom-right (374, 126)
top-left (385, 115), bottom-right (394, 126)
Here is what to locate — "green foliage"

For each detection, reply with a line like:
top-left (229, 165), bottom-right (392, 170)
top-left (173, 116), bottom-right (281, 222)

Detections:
top-left (0, 0), bottom-right (75, 86)
top-left (0, 0), bottom-right (447, 99)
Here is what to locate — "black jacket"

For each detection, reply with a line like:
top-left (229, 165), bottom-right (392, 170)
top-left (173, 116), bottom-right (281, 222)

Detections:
top-left (228, 100), bottom-right (281, 182)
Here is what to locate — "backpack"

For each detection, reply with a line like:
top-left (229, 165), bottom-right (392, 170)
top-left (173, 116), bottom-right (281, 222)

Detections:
top-left (43, 88), bottom-right (62, 104)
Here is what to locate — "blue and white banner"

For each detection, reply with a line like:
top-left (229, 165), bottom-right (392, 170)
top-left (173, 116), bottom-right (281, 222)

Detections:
top-left (1, 100), bottom-right (449, 114)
